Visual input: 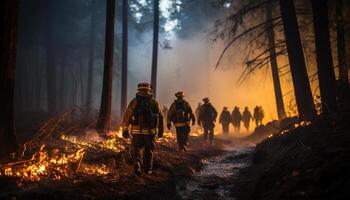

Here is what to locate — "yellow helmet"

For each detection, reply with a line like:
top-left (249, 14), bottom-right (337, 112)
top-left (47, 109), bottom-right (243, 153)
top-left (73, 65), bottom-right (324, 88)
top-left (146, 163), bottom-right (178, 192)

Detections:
top-left (137, 83), bottom-right (152, 91)
top-left (175, 91), bottom-right (185, 97)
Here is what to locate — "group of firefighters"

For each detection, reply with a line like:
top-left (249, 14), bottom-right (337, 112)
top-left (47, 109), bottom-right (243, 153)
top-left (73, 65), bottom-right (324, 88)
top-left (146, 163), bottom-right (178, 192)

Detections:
top-left (121, 83), bottom-right (264, 176)
top-left (218, 105), bottom-right (265, 135)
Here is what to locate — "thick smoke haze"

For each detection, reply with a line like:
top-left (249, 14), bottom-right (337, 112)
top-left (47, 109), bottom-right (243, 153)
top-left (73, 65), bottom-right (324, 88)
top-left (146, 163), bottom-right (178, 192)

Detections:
top-left (124, 23), bottom-right (294, 133)
top-left (16, 0), bottom-right (341, 134)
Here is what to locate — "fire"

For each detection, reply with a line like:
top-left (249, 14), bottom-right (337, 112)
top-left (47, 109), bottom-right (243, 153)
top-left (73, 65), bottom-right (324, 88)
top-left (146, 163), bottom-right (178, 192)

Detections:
top-left (78, 163), bottom-right (110, 176)
top-left (0, 127), bottom-right (200, 185)
top-left (61, 133), bottom-right (127, 153)
top-left (295, 120), bottom-right (311, 128)
top-left (191, 129), bottom-right (203, 137)
top-left (0, 145), bottom-right (85, 182)
top-left (157, 132), bottom-right (177, 143)
top-left (0, 133), bottom-right (124, 184)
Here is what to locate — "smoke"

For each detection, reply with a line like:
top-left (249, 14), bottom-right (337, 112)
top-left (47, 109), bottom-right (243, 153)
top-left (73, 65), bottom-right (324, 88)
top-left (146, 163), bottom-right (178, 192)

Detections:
top-left (124, 20), bottom-right (295, 135)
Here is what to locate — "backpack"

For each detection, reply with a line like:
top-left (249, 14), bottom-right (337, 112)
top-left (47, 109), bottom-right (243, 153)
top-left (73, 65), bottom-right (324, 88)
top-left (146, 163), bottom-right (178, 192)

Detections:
top-left (172, 101), bottom-right (188, 123)
top-left (200, 104), bottom-right (214, 122)
top-left (132, 96), bottom-right (159, 129)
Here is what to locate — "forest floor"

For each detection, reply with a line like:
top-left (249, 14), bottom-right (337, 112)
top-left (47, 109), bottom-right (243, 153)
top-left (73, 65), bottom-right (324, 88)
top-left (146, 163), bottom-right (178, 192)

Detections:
top-left (0, 131), bottom-right (227, 200)
top-left (2, 112), bottom-right (349, 200)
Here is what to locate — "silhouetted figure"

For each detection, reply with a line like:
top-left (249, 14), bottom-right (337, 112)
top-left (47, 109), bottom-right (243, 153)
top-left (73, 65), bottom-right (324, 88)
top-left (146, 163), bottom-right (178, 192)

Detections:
top-left (231, 106), bottom-right (242, 133)
top-left (122, 83), bottom-right (164, 176)
top-left (242, 107), bottom-right (253, 131)
top-left (258, 106), bottom-right (264, 125)
top-left (254, 106), bottom-right (262, 127)
top-left (198, 98), bottom-right (218, 144)
top-left (219, 107), bottom-right (231, 136)
top-left (167, 92), bottom-right (195, 151)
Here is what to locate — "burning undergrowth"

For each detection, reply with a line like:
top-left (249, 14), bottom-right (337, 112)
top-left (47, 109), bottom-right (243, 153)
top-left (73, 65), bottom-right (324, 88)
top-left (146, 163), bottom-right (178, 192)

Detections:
top-left (0, 109), bottom-right (178, 187)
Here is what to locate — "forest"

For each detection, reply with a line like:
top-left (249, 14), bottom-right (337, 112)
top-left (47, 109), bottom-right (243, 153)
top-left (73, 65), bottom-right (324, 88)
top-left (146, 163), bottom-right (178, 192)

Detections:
top-left (0, 0), bottom-right (350, 199)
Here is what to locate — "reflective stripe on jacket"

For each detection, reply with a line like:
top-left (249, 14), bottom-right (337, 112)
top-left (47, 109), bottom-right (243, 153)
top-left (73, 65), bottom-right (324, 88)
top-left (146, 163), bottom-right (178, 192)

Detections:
top-left (130, 125), bottom-right (157, 134)
top-left (174, 122), bottom-right (190, 127)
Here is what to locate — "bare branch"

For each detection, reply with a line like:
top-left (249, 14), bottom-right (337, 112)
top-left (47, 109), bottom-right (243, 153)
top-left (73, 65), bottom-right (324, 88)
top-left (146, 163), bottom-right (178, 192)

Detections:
top-left (238, 48), bottom-right (287, 84)
top-left (215, 17), bottom-right (282, 69)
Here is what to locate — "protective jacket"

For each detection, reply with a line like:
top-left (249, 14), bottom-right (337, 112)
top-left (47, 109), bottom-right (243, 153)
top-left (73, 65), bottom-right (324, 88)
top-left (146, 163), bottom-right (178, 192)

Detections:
top-left (219, 110), bottom-right (231, 124)
top-left (122, 91), bottom-right (164, 134)
top-left (167, 99), bottom-right (195, 127)
top-left (198, 103), bottom-right (218, 125)
top-left (231, 109), bottom-right (242, 124)
top-left (242, 110), bottom-right (253, 123)
top-left (254, 107), bottom-right (261, 120)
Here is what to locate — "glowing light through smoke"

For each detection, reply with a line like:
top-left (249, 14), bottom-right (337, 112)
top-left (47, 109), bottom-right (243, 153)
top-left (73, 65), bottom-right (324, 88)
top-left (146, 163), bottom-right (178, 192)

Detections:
top-left (130, 0), bottom-right (182, 37)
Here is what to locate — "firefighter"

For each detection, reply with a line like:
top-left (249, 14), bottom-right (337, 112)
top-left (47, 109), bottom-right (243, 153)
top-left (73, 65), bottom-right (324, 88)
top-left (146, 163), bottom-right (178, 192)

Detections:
top-left (242, 107), bottom-right (253, 131)
top-left (122, 83), bottom-right (164, 176)
top-left (231, 106), bottom-right (242, 133)
top-left (253, 106), bottom-right (261, 127)
top-left (167, 92), bottom-right (195, 151)
top-left (198, 98), bottom-right (218, 144)
top-left (259, 106), bottom-right (265, 125)
top-left (219, 106), bottom-right (231, 136)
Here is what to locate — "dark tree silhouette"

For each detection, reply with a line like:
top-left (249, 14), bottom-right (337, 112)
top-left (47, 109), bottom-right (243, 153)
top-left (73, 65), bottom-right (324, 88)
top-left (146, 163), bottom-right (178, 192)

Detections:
top-left (151, 0), bottom-right (159, 97)
top-left (45, 2), bottom-right (57, 114)
top-left (59, 53), bottom-right (67, 111)
top-left (0, 0), bottom-right (19, 158)
top-left (96, 0), bottom-right (116, 133)
top-left (266, 1), bottom-right (286, 120)
top-left (311, 0), bottom-right (337, 114)
top-left (86, 0), bottom-right (97, 113)
top-left (279, 0), bottom-right (316, 120)
top-left (120, 0), bottom-right (128, 117)
top-left (336, 0), bottom-right (349, 105)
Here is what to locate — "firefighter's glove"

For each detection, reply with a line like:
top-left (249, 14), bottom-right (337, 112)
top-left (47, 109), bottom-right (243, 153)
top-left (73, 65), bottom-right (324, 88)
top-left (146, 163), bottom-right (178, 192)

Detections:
top-left (158, 128), bottom-right (164, 138)
top-left (122, 129), bottom-right (129, 139)
top-left (167, 123), bottom-right (172, 130)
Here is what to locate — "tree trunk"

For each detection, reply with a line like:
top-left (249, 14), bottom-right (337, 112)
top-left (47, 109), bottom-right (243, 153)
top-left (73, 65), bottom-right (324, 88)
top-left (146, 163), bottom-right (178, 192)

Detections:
top-left (0, 0), bottom-right (19, 158)
top-left (45, 3), bottom-right (57, 115)
top-left (96, 0), bottom-right (115, 133)
top-left (59, 55), bottom-right (67, 111)
top-left (266, 2), bottom-right (286, 120)
top-left (279, 0), bottom-right (316, 120)
top-left (35, 48), bottom-right (43, 111)
top-left (336, 0), bottom-right (349, 105)
top-left (311, 0), bottom-right (337, 114)
top-left (79, 55), bottom-right (86, 106)
top-left (120, 0), bottom-right (128, 117)
top-left (151, 0), bottom-right (159, 97)
top-left (86, 0), bottom-right (97, 112)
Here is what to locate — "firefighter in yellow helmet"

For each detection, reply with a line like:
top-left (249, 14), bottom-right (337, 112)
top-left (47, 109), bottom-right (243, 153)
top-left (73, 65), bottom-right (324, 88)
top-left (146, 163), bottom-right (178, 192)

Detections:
top-left (122, 83), bottom-right (164, 175)
top-left (167, 92), bottom-right (195, 151)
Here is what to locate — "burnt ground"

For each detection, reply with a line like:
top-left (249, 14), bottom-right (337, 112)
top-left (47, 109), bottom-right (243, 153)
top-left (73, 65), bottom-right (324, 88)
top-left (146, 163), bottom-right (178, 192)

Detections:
top-left (2, 113), bottom-right (350, 200)
top-left (0, 136), bottom-right (225, 200)
top-left (231, 113), bottom-right (350, 200)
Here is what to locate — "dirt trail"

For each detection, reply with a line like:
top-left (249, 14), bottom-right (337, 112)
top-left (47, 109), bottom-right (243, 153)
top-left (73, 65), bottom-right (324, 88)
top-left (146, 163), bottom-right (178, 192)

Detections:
top-left (177, 143), bottom-right (254, 200)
